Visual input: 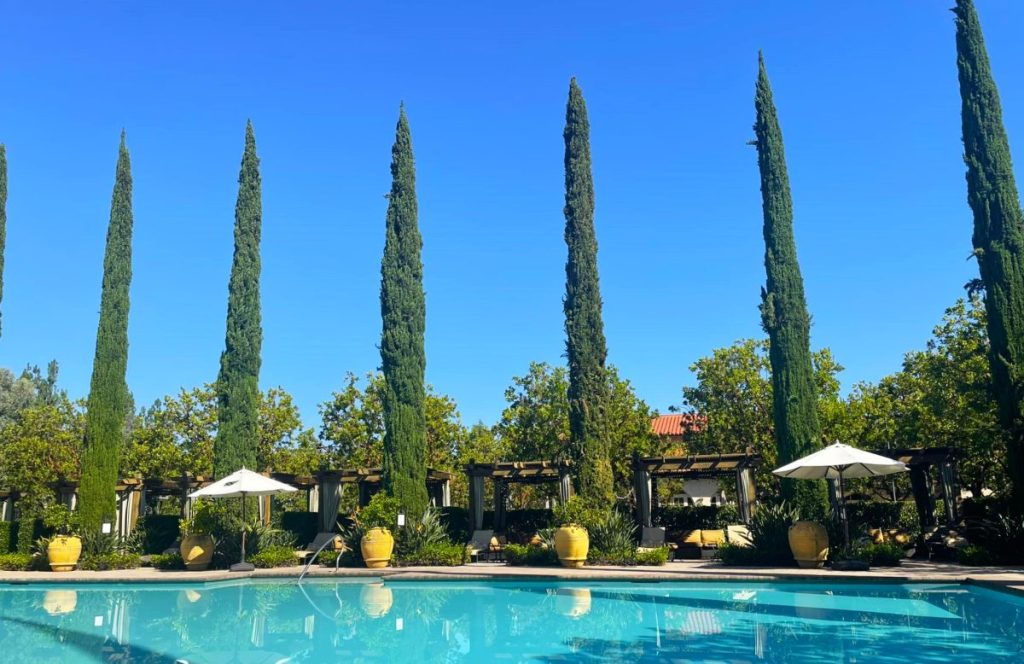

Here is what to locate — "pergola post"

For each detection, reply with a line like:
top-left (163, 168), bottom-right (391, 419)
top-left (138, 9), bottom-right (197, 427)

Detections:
top-left (909, 467), bottom-right (936, 531)
top-left (735, 468), bottom-right (756, 524)
top-left (634, 454), bottom-right (652, 528)
top-left (318, 476), bottom-right (342, 534)
top-left (939, 461), bottom-right (959, 524)
top-left (558, 470), bottom-right (573, 505)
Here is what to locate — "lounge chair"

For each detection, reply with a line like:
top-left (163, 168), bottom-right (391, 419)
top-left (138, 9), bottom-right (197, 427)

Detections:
top-left (675, 529), bottom-right (727, 559)
top-left (295, 532), bottom-right (345, 561)
top-left (638, 527), bottom-right (677, 560)
top-left (466, 530), bottom-right (494, 562)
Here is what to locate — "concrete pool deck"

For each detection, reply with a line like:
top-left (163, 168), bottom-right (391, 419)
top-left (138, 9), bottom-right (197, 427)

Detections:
top-left (3, 559), bottom-right (1024, 594)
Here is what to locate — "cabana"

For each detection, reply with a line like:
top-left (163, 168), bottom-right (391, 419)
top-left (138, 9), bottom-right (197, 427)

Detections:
top-left (878, 446), bottom-right (961, 530)
top-left (464, 460), bottom-right (573, 532)
top-left (271, 468), bottom-right (453, 536)
top-left (632, 451), bottom-right (762, 527)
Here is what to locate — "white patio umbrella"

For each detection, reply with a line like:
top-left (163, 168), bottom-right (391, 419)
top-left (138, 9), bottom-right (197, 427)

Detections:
top-left (773, 442), bottom-right (907, 547)
top-left (188, 468), bottom-right (297, 572)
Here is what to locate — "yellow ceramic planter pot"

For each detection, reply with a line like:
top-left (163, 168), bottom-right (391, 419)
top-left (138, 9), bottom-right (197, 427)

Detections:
top-left (788, 521), bottom-right (829, 568)
top-left (47, 536), bottom-right (82, 572)
top-left (180, 534), bottom-right (215, 571)
top-left (360, 527), bottom-right (394, 569)
top-left (554, 525), bottom-right (589, 568)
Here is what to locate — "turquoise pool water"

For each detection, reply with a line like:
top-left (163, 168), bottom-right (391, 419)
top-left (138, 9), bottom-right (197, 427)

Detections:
top-left (0, 579), bottom-right (1022, 662)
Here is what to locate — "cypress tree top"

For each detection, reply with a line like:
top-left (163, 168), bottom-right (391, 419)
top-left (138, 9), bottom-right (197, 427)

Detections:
top-left (563, 77), bottom-right (613, 505)
top-left (380, 104), bottom-right (429, 517)
top-left (753, 54), bottom-right (826, 517)
top-left (954, 0), bottom-right (1024, 511)
top-left (214, 121), bottom-right (263, 477)
top-left (79, 132), bottom-right (133, 532)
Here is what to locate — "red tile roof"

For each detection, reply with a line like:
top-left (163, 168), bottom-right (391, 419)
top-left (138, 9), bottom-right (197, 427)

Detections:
top-left (650, 413), bottom-right (705, 436)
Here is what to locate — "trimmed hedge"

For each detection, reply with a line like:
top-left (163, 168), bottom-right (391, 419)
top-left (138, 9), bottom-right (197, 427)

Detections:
top-left (505, 543), bottom-right (558, 567)
top-left (655, 505), bottom-right (739, 533)
top-left (139, 515), bottom-right (180, 554)
top-left (251, 545), bottom-right (299, 569)
top-left (148, 552), bottom-right (184, 570)
top-left (0, 522), bottom-right (13, 553)
top-left (399, 542), bottom-right (466, 566)
top-left (0, 553), bottom-right (33, 571)
top-left (281, 512), bottom-right (318, 549)
top-left (79, 553), bottom-right (142, 571)
top-left (15, 518), bottom-right (47, 554)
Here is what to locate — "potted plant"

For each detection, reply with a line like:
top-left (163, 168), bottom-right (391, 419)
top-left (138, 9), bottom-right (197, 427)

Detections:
top-left (552, 498), bottom-right (594, 568)
top-left (179, 502), bottom-right (216, 571)
top-left (788, 520), bottom-right (829, 568)
top-left (42, 504), bottom-right (82, 572)
top-left (358, 494), bottom-right (398, 569)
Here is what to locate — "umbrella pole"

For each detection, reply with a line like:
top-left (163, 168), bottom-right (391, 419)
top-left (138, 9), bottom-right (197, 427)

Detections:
top-left (241, 493), bottom-right (246, 564)
top-left (838, 471), bottom-right (850, 549)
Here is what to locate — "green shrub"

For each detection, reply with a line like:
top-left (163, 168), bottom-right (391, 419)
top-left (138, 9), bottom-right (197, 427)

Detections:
top-left (397, 506), bottom-right (449, 556)
top-left (148, 552), bottom-right (184, 570)
top-left (588, 510), bottom-right (636, 556)
top-left (957, 545), bottom-right (994, 566)
top-left (553, 497), bottom-right (602, 531)
top-left (42, 504), bottom-right (80, 536)
top-left (82, 531), bottom-right (117, 557)
top-left (588, 549), bottom-right (637, 565)
top-left (0, 522), bottom-right (14, 553)
top-left (862, 541), bottom-right (903, 567)
top-left (0, 552), bottom-right (33, 571)
top-left (251, 545), bottom-right (299, 569)
top-left (280, 512), bottom-right (318, 549)
top-left (717, 542), bottom-right (764, 566)
top-left (79, 553), bottom-right (141, 571)
top-left (319, 549), bottom-right (364, 568)
top-left (359, 493), bottom-right (400, 531)
top-left (636, 547), bottom-right (670, 566)
top-left (505, 543), bottom-right (559, 567)
top-left (400, 541), bottom-right (466, 566)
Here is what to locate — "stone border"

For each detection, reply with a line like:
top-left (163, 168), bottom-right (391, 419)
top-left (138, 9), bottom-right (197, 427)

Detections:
top-left (2, 559), bottom-right (1024, 593)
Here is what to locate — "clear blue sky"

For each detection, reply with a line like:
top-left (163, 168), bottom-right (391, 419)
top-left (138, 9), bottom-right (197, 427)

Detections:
top-left (1, 1), bottom-right (1023, 429)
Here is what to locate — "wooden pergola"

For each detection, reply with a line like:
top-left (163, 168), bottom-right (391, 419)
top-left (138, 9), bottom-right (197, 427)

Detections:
top-left (879, 446), bottom-right (961, 530)
top-left (465, 460), bottom-right (573, 532)
top-left (632, 451), bottom-right (763, 527)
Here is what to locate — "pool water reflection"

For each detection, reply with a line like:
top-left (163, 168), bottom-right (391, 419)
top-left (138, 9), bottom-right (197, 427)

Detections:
top-left (0, 580), bottom-right (1022, 662)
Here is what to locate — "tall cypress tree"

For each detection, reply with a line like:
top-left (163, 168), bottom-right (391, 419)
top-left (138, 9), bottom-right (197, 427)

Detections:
top-left (380, 105), bottom-right (428, 517)
top-left (79, 132), bottom-right (133, 533)
top-left (214, 121), bottom-right (263, 477)
top-left (0, 144), bottom-right (6, 337)
top-left (753, 55), bottom-right (826, 517)
top-left (954, 0), bottom-right (1024, 512)
top-left (563, 78), bottom-right (614, 506)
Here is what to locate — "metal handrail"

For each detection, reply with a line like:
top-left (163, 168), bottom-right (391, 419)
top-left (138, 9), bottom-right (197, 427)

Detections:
top-left (298, 535), bottom-right (343, 582)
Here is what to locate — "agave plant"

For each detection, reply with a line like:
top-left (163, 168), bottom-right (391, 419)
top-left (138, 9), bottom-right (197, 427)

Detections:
top-left (397, 506), bottom-right (450, 556)
top-left (588, 509), bottom-right (637, 556)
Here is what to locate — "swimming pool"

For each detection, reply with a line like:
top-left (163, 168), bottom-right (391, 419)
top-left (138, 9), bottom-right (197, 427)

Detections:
top-left (0, 579), bottom-right (1021, 662)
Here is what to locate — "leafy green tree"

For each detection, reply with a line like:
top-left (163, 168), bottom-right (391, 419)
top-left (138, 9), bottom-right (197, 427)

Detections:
top-left (0, 361), bottom-right (61, 427)
top-left (752, 54), bottom-right (826, 517)
top-left (562, 78), bottom-right (613, 505)
top-left (0, 143), bottom-right (6, 336)
top-left (953, 0), bottom-right (1024, 512)
top-left (496, 362), bottom-right (662, 500)
top-left (379, 105), bottom-right (428, 517)
top-left (840, 298), bottom-right (1004, 496)
top-left (79, 133), bottom-right (134, 533)
top-left (215, 121), bottom-right (263, 477)
top-left (0, 400), bottom-right (84, 514)
top-left (320, 372), bottom-right (464, 473)
top-left (682, 339), bottom-right (844, 495)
